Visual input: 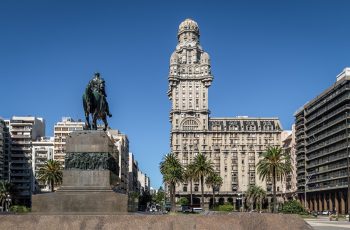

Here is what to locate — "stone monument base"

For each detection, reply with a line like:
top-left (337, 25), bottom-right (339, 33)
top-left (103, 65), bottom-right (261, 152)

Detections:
top-left (31, 130), bottom-right (127, 213)
top-left (31, 191), bottom-right (128, 213)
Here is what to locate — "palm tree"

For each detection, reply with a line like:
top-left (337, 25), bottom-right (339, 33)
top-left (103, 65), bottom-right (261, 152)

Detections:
top-left (37, 159), bottom-right (63, 192)
top-left (183, 163), bottom-right (196, 206)
top-left (256, 146), bottom-right (291, 213)
top-left (0, 181), bottom-right (14, 211)
top-left (160, 153), bottom-right (183, 212)
top-left (205, 172), bottom-right (223, 209)
top-left (245, 185), bottom-right (266, 211)
top-left (193, 153), bottom-right (214, 209)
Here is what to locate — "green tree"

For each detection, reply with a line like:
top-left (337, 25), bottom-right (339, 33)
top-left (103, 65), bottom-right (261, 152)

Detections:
top-left (0, 181), bottom-right (14, 211)
top-left (205, 172), bottom-right (223, 209)
top-left (256, 146), bottom-right (291, 213)
top-left (160, 153), bottom-right (183, 212)
top-left (183, 163), bottom-right (196, 206)
top-left (153, 186), bottom-right (165, 205)
top-left (245, 185), bottom-right (266, 211)
top-left (178, 197), bottom-right (189, 206)
top-left (37, 159), bottom-right (63, 192)
top-left (193, 153), bottom-right (214, 209)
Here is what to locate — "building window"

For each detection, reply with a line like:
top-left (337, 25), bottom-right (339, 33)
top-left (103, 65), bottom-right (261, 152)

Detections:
top-left (194, 186), bottom-right (199, 192)
top-left (183, 186), bottom-right (187, 192)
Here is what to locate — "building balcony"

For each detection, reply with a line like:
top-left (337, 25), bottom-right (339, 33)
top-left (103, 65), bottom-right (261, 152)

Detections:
top-left (306, 124), bottom-right (347, 147)
top-left (308, 152), bottom-right (347, 168)
top-left (306, 86), bottom-right (348, 114)
top-left (309, 172), bottom-right (348, 184)
top-left (307, 134), bottom-right (346, 154)
top-left (307, 144), bottom-right (346, 162)
top-left (306, 104), bottom-right (348, 130)
top-left (307, 181), bottom-right (348, 191)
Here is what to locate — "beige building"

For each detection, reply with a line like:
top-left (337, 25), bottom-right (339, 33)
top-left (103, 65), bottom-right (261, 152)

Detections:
top-left (7, 116), bottom-right (45, 206)
top-left (128, 152), bottom-right (139, 193)
top-left (32, 137), bottom-right (54, 192)
top-left (107, 129), bottom-right (129, 194)
top-left (54, 117), bottom-right (84, 166)
top-left (137, 170), bottom-right (150, 193)
top-left (168, 19), bottom-right (283, 208)
top-left (281, 125), bottom-right (297, 199)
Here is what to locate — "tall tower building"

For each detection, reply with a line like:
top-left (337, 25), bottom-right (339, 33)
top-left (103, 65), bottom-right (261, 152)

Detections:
top-left (168, 19), bottom-right (283, 209)
top-left (168, 19), bottom-right (212, 134)
top-left (295, 68), bottom-right (350, 214)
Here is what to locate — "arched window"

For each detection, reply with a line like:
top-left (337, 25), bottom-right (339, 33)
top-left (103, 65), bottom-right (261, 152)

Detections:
top-left (182, 119), bottom-right (199, 131)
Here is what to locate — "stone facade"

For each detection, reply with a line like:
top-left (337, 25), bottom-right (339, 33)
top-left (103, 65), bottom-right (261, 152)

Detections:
top-left (168, 19), bottom-right (283, 208)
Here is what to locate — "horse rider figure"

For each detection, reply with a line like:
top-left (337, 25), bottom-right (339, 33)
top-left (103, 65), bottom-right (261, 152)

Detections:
top-left (83, 72), bottom-right (112, 131)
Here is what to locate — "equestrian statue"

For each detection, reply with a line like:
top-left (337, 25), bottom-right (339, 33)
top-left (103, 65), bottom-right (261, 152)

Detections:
top-left (83, 72), bottom-right (112, 131)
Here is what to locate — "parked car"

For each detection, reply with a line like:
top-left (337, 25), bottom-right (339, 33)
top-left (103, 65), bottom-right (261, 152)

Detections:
top-left (182, 206), bottom-right (193, 213)
top-left (192, 207), bottom-right (203, 213)
top-left (322, 210), bottom-right (329, 215)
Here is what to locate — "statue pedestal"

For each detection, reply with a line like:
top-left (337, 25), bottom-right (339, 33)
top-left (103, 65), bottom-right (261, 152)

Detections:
top-left (32, 130), bottom-right (128, 213)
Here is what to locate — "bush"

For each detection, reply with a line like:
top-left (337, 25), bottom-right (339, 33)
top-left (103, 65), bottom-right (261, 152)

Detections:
top-left (213, 204), bottom-right (234, 212)
top-left (281, 200), bottom-right (306, 214)
top-left (9, 205), bottom-right (30, 213)
top-left (10, 205), bottom-right (30, 213)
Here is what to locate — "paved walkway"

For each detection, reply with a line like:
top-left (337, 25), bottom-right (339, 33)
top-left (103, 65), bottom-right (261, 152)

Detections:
top-left (305, 217), bottom-right (350, 230)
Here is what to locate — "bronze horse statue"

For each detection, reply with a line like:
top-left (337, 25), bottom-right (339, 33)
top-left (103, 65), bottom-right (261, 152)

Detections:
top-left (83, 73), bottom-right (112, 131)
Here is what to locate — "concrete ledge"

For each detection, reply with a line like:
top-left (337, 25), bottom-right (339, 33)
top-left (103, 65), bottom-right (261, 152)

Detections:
top-left (0, 213), bottom-right (312, 230)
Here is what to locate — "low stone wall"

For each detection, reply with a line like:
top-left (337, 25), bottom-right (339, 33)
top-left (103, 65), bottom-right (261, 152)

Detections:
top-left (0, 213), bottom-right (312, 230)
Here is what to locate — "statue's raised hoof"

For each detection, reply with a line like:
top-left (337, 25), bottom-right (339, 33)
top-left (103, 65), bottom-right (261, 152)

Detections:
top-left (108, 114), bottom-right (112, 118)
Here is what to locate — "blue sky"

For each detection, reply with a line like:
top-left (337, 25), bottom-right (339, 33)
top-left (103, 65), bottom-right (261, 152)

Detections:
top-left (1, 0), bottom-right (350, 188)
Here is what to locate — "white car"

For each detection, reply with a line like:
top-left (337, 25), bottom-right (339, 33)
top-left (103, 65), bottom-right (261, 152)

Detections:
top-left (322, 210), bottom-right (329, 215)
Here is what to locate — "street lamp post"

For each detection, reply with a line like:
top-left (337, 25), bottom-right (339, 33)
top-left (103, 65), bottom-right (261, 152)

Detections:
top-left (5, 195), bottom-right (11, 212)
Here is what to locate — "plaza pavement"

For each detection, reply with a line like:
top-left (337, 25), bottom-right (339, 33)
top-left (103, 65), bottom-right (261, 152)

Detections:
top-left (305, 216), bottom-right (350, 230)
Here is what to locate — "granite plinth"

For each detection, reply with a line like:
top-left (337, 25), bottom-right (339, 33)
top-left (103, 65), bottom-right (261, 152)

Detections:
top-left (65, 130), bottom-right (116, 153)
top-left (58, 170), bottom-right (119, 191)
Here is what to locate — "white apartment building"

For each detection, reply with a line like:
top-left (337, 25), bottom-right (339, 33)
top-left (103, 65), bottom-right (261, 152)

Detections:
top-left (7, 116), bottom-right (45, 206)
top-left (54, 117), bottom-right (84, 167)
top-left (137, 170), bottom-right (150, 193)
top-left (32, 137), bottom-right (54, 192)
